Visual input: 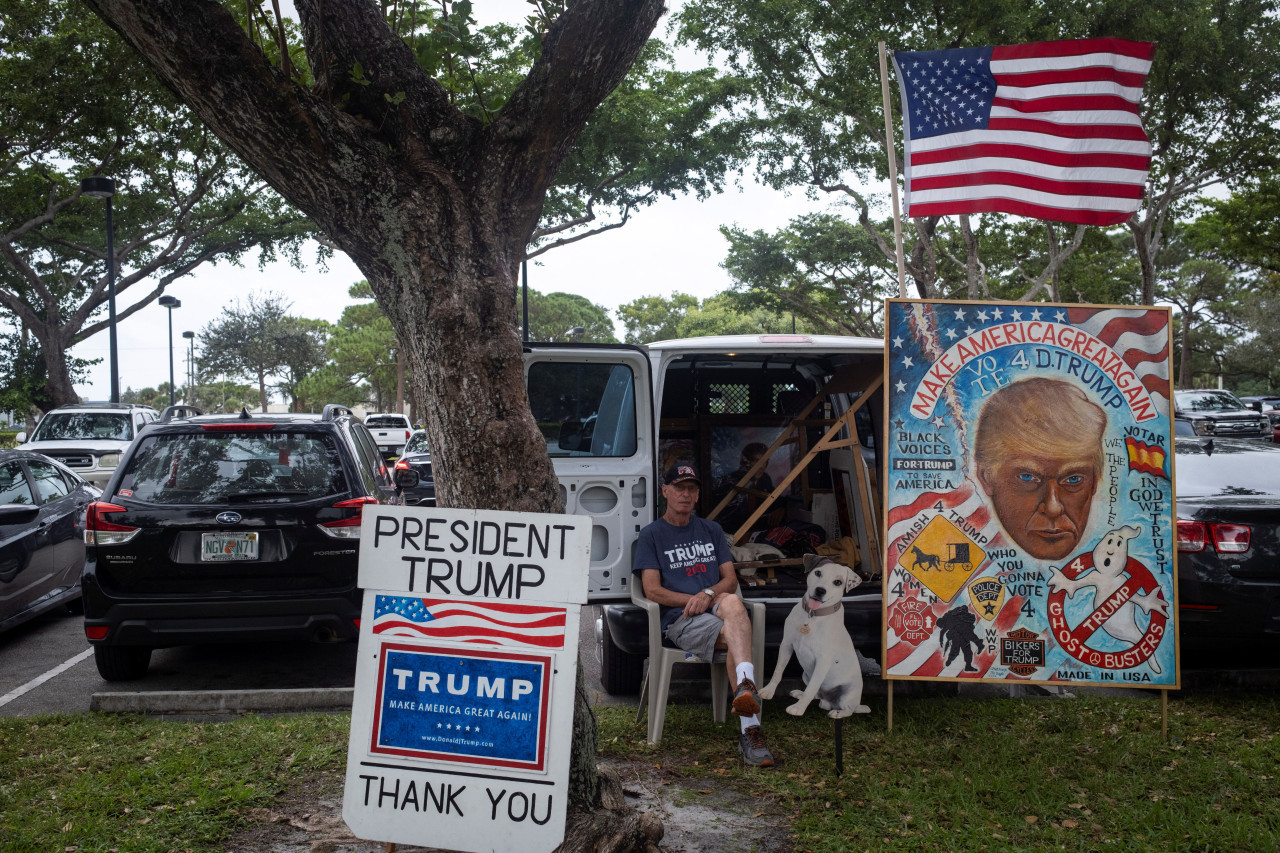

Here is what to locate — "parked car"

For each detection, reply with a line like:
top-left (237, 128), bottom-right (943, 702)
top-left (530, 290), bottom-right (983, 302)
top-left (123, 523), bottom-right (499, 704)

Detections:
top-left (1173, 389), bottom-right (1270, 440)
top-left (17, 403), bottom-right (159, 486)
top-left (394, 430), bottom-right (435, 506)
top-left (1176, 436), bottom-right (1280, 651)
top-left (1239, 395), bottom-right (1280, 413)
top-left (365, 412), bottom-right (414, 460)
top-left (0, 451), bottom-right (99, 633)
top-left (81, 404), bottom-right (410, 681)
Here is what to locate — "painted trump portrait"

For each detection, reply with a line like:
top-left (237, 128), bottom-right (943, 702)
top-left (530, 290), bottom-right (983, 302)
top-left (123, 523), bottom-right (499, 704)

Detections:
top-left (973, 377), bottom-right (1106, 561)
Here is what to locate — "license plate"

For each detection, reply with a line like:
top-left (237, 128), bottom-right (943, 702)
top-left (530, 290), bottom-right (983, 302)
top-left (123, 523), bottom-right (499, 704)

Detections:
top-left (201, 532), bottom-right (259, 562)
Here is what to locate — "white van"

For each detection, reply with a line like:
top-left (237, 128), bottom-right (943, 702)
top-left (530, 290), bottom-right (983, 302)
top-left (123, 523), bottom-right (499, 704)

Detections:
top-left (524, 334), bottom-right (887, 693)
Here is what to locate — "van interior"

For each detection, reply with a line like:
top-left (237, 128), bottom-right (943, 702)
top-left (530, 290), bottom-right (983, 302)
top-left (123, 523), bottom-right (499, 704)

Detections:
top-left (655, 351), bottom-right (885, 596)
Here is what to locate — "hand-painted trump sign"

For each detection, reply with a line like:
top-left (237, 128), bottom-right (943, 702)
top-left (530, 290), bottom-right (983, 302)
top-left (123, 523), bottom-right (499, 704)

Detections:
top-left (882, 300), bottom-right (1179, 689)
top-left (344, 506), bottom-right (590, 852)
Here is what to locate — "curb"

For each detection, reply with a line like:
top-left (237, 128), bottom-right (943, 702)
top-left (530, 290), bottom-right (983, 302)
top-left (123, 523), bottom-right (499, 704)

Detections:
top-left (90, 687), bottom-right (354, 715)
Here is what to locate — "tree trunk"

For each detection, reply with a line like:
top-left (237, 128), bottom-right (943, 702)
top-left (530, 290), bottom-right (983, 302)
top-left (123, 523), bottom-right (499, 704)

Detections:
top-left (30, 322), bottom-right (79, 409)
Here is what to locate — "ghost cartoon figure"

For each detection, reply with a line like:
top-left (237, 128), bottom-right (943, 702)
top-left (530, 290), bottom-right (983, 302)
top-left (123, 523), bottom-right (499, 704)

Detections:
top-left (1048, 525), bottom-right (1169, 673)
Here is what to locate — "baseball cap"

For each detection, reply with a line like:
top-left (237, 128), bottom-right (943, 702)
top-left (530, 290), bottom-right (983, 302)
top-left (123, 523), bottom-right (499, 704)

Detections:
top-left (663, 463), bottom-right (701, 486)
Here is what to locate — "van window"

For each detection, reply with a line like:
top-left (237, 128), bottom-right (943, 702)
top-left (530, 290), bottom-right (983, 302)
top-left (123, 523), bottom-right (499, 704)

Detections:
top-left (529, 362), bottom-right (637, 457)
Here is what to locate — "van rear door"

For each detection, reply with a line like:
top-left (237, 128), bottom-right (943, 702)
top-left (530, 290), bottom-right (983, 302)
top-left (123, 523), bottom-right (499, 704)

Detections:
top-left (524, 344), bottom-right (653, 602)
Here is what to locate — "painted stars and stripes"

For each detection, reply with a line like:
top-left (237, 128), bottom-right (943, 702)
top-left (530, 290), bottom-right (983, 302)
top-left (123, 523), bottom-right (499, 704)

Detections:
top-left (892, 38), bottom-right (1156, 226)
top-left (372, 595), bottom-right (568, 649)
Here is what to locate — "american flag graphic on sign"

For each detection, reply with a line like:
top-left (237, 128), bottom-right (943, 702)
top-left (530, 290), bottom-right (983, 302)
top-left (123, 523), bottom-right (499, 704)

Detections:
top-left (372, 595), bottom-right (567, 649)
top-left (892, 38), bottom-right (1155, 226)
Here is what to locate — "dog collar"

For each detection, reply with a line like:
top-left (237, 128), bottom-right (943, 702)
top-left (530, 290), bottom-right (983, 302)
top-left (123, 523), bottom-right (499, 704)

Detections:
top-left (804, 601), bottom-right (843, 618)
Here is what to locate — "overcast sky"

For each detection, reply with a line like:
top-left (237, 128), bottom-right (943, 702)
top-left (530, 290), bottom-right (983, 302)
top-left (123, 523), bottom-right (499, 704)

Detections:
top-left (69, 1), bottom-right (853, 402)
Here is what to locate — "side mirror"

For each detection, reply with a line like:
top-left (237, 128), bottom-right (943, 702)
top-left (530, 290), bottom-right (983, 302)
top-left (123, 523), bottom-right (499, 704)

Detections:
top-left (394, 469), bottom-right (420, 489)
top-left (557, 419), bottom-right (584, 452)
top-left (15, 432), bottom-right (26, 443)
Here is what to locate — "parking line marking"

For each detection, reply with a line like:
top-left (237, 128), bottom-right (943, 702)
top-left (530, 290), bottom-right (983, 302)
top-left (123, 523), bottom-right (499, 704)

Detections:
top-left (0, 647), bottom-right (94, 708)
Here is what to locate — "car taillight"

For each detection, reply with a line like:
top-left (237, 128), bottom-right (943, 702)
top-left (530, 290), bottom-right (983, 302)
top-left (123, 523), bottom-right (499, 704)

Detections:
top-left (85, 625), bottom-right (109, 640)
top-left (1177, 520), bottom-right (1251, 554)
top-left (320, 496), bottom-right (379, 539)
top-left (1176, 520), bottom-right (1205, 552)
top-left (84, 502), bottom-right (140, 545)
top-left (1211, 523), bottom-right (1251, 553)
top-left (395, 459), bottom-right (410, 470)
top-left (405, 429), bottom-right (411, 440)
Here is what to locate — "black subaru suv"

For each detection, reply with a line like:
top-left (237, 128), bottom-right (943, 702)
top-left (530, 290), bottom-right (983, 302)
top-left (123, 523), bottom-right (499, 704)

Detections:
top-left (82, 404), bottom-right (404, 680)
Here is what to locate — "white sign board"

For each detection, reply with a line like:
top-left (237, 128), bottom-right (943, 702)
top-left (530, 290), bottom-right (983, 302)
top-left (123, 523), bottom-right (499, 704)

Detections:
top-left (343, 506), bottom-right (590, 853)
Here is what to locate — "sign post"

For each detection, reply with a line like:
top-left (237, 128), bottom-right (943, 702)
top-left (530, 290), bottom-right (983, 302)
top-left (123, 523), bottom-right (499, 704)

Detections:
top-left (343, 506), bottom-right (590, 852)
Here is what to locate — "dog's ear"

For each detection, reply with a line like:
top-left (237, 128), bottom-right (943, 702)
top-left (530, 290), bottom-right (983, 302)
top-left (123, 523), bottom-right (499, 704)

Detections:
top-left (842, 564), bottom-right (863, 589)
top-left (803, 553), bottom-right (832, 573)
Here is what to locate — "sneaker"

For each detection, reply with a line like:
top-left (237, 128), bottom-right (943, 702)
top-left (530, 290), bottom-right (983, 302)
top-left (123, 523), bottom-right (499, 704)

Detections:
top-left (738, 725), bottom-right (775, 767)
top-left (732, 677), bottom-right (761, 717)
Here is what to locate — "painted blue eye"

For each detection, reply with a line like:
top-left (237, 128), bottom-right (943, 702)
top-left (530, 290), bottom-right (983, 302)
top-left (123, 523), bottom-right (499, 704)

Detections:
top-left (1017, 473), bottom-right (1036, 483)
top-left (1063, 475), bottom-right (1084, 485)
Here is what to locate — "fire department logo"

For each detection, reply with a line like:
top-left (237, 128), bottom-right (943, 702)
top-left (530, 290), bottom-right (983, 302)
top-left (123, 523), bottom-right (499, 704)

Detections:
top-left (1000, 627), bottom-right (1045, 676)
top-left (888, 594), bottom-right (935, 644)
top-left (895, 515), bottom-right (987, 603)
top-left (967, 578), bottom-right (1006, 621)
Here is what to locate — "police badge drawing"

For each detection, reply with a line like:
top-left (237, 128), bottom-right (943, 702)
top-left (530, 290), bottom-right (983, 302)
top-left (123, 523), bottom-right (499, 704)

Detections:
top-left (882, 299), bottom-right (1179, 689)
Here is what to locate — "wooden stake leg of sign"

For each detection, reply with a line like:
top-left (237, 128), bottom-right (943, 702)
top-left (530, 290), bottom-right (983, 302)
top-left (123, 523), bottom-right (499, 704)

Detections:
top-left (1162, 689), bottom-right (1169, 742)
top-left (887, 681), bottom-right (894, 733)
top-left (386, 843), bottom-right (395, 852)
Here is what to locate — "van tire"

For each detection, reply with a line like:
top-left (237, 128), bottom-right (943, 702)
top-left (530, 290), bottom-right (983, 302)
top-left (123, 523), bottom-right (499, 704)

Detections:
top-left (94, 645), bottom-right (152, 681)
top-left (599, 624), bottom-right (644, 695)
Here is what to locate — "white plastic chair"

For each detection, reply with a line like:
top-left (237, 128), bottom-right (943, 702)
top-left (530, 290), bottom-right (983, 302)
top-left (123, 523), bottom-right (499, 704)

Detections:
top-left (631, 579), bottom-right (766, 745)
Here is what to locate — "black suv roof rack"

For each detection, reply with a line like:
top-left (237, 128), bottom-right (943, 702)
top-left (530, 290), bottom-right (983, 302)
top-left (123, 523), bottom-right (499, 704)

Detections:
top-left (61, 402), bottom-right (155, 410)
top-left (159, 405), bottom-right (204, 423)
top-left (321, 404), bottom-right (352, 422)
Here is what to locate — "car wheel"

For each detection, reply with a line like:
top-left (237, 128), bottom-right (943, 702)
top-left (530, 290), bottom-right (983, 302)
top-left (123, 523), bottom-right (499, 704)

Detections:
top-left (94, 645), bottom-right (152, 681)
top-left (598, 621), bottom-right (644, 695)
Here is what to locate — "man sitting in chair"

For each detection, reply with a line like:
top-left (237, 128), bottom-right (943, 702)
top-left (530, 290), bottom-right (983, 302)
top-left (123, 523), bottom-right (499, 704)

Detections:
top-left (634, 463), bottom-right (776, 767)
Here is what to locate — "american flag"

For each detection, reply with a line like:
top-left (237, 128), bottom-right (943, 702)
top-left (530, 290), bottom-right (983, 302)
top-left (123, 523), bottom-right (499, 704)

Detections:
top-left (892, 38), bottom-right (1155, 226)
top-left (372, 595), bottom-right (567, 649)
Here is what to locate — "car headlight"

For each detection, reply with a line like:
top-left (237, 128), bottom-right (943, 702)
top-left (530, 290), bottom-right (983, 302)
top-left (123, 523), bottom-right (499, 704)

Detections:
top-left (97, 453), bottom-right (121, 468)
top-left (1192, 421), bottom-right (1214, 436)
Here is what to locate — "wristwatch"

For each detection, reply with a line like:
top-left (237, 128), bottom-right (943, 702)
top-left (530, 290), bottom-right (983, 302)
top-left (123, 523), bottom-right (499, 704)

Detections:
top-left (702, 588), bottom-right (716, 599)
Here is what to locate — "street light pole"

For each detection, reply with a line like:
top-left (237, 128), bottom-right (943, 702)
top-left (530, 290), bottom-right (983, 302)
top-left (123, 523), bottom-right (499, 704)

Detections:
top-left (158, 295), bottom-right (181, 406)
top-left (182, 331), bottom-right (195, 406)
top-left (80, 176), bottom-right (119, 404)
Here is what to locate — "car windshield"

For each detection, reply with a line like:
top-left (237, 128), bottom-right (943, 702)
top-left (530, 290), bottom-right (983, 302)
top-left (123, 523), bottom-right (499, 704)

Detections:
top-left (31, 413), bottom-right (131, 442)
top-left (403, 433), bottom-right (429, 455)
top-left (116, 430), bottom-right (347, 504)
top-left (366, 417), bottom-right (406, 428)
top-left (1176, 440), bottom-right (1280, 498)
top-left (1177, 390), bottom-right (1248, 413)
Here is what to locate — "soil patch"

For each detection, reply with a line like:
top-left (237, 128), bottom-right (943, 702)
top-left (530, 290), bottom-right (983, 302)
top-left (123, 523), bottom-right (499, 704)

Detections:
top-left (225, 758), bottom-right (792, 853)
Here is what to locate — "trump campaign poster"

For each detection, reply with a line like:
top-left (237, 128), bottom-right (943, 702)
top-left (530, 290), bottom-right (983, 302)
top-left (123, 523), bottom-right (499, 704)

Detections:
top-left (882, 300), bottom-right (1179, 689)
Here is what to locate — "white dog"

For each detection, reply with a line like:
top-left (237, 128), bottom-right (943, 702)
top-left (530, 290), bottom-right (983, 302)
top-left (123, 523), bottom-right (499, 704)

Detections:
top-left (759, 554), bottom-right (870, 718)
top-left (1048, 524), bottom-right (1169, 674)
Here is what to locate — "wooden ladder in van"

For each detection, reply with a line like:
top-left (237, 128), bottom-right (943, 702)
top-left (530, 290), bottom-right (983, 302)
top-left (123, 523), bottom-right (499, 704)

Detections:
top-left (706, 361), bottom-right (883, 550)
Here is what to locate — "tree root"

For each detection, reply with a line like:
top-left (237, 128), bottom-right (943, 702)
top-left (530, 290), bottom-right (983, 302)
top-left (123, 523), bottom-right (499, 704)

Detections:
top-left (553, 765), bottom-right (664, 853)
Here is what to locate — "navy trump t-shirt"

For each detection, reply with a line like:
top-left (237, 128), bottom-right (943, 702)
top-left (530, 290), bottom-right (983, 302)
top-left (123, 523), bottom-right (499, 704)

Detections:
top-left (634, 516), bottom-right (733, 631)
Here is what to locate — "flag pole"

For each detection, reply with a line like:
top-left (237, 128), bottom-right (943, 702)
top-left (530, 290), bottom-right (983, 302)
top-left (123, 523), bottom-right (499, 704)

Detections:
top-left (878, 41), bottom-right (908, 298)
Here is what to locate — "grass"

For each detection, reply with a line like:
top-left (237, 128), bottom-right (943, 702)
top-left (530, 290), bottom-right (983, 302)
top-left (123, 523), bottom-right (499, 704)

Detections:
top-left (0, 713), bottom-right (349, 853)
top-left (597, 689), bottom-right (1280, 852)
top-left (1, 690), bottom-right (1277, 852)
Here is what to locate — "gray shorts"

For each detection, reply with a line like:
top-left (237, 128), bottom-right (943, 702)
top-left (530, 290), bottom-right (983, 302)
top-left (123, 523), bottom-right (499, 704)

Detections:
top-left (663, 602), bottom-right (726, 662)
